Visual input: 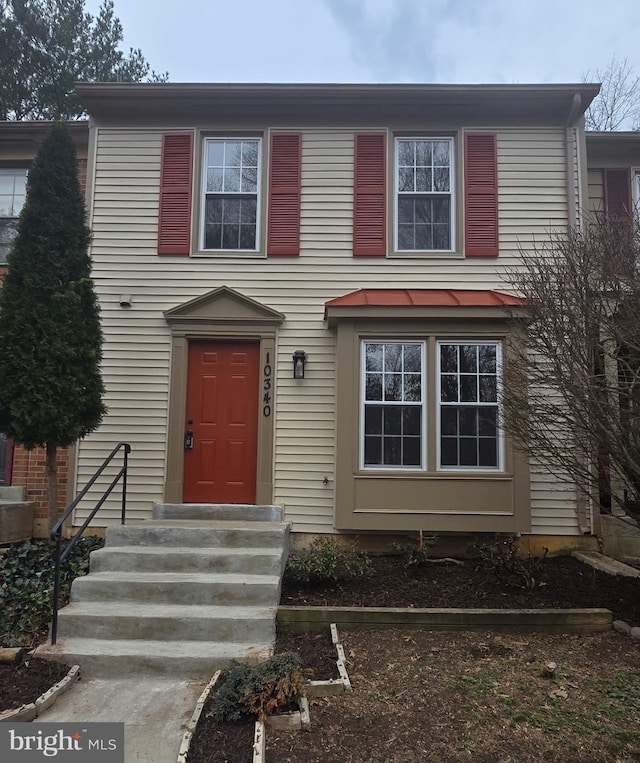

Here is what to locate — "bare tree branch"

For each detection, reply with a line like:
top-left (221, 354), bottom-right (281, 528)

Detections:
top-left (584, 56), bottom-right (640, 131)
top-left (503, 215), bottom-right (640, 519)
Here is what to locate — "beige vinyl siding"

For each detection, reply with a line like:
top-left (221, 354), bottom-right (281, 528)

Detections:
top-left (587, 168), bottom-right (605, 213)
top-left (75, 126), bottom-right (580, 535)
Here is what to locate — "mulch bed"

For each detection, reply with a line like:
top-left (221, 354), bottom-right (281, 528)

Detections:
top-left (187, 634), bottom-right (337, 763)
top-left (0, 655), bottom-right (70, 711)
top-left (275, 629), bottom-right (338, 680)
top-left (280, 555), bottom-right (640, 626)
top-left (186, 714), bottom-right (254, 763)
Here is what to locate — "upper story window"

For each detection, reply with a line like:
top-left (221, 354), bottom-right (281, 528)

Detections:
top-left (201, 138), bottom-right (261, 251)
top-left (0, 169), bottom-right (27, 218)
top-left (0, 169), bottom-right (27, 264)
top-left (395, 138), bottom-right (454, 252)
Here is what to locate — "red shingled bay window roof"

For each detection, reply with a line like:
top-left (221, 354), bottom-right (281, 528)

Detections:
top-left (325, 289), bottom-right (526, 308)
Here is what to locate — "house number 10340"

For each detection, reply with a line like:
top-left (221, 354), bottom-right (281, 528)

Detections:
top-left (263, 352), bottom-right (272, 417)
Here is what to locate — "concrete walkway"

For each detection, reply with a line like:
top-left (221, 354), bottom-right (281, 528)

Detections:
top-left (35, 676), bottom-right (206, 763)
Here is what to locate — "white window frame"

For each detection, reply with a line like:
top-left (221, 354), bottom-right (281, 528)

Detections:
top-left (0, 168), bottom-right (27, 218)
top-left (359, 340), bottom-right (427, 471)
top-left (199, 137), bottom-right (262, 252)
top-left (633, 168), bottom-right (640, 222)
top-left (394, 137), bottom-right (455, 253)
top-left (436, 340), bottom-right (503, 472)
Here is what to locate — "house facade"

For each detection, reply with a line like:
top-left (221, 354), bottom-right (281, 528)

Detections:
top-left (586, 131), bottom-right (640, 217)
top-left (0, 121), bottom-right (88, 536)
top-left (60, 83), bottom-right (605, 548)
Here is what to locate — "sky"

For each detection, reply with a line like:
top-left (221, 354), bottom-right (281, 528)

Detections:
top-left (83, 0), bottom-right (640, 87)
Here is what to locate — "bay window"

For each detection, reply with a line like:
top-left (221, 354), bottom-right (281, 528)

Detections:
top-left (361, 339), bottom-right (502, 472)
top-left (438, 342), bottom-right (501, 469)
top-left (362, 342), bottom-right (424, 468)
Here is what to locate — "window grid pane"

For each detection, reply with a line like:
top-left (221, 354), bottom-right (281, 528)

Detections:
top-left (396, 138), bottom-right (452, 251)
top-left (439, 343), bottom-right (500, 469)
top-left (363, 342), bottom-right (423, 468)
top-left (203, 139), bottom-right (259, 250)
top-left (364, 343), bottom-right (422, 403)
top-left (0, 169), bottom-right (28, 217)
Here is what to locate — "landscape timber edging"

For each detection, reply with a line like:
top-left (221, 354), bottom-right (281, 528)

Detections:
top-left (265, 696), bottom-right (311, 731)
top-left (175, 671), bottom-right (307, 763)
top-left (176, 670), bottom-right (221, 763)
top-left (306, 623), bottom-right (352, 697)
top-left (0, 664), bottom-right (80, 723)
top-left (277, 607), bottom-right (613, 633)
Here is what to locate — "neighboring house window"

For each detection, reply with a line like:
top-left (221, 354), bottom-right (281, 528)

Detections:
top-left (0, 168), bottom-right (27, 265)
top-left (634, 169), bottom-right (640, 219)
top-left (395, 138), bottom-right (454, 252)
top-left (362, 342), bottom-right (424, 468)
top-left (0, 169), bottom-right (27, 217)
top-left (0, 434), bottom-right (12, 485)
top-left (438, 342), bottom-right (501, 470)
top-left (201, 138), bottom-right (261, 251)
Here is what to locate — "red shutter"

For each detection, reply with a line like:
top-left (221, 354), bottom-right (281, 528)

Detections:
top-left (604, 169), bottom-right (632, 220)
top-left (353, 133), bottom-right (386, 256)
top-left (158, 132), bottom-right (193, 255)
top-left (464, 133), bottom-right (499, 257)
top-left (267, 133), bottom-right (302, 255)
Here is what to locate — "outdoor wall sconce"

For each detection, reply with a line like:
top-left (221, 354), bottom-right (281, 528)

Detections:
top-left (293, 350), bottom-right (307, 379)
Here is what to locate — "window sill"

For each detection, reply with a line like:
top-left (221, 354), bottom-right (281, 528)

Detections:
top-left (388, 250), bottom-right (464, 259)
top-left (191, 250), bottom-right (267, 259)
top-left (355, 470), bottom-right (510, 479)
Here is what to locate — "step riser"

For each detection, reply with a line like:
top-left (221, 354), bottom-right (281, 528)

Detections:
top-left (56, 614), bottom-right (275, 643)
top-left (90, 549), bottom-right (283, 576)
top-left (153, 503), bottom-right (283, 522)
top-left (71, 579), bottom-right (279, 606)
top-left (106, 526), bottom-right (286, 549)
top-left (40, 647), bottom-right (271, 679)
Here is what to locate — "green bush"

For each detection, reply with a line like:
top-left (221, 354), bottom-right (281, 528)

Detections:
top-left (211, 653), bottom-right (310, 722)
top-left (390, 533), bottom-right (438, 567)
top-left (0, 536), bottom-right (104, 647)
top-left (285, 536), bottom-right (370, 585)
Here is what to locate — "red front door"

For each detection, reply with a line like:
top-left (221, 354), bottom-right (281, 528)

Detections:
top-left (183, 341), bottom-right (259, 503)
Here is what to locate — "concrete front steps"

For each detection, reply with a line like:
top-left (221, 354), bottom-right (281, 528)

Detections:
top-left (38, 504), bottom-right (289, 678)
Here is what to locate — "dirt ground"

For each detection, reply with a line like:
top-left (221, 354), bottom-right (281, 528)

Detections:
top-left (280, 556), bottom-right (640, 626)
top-left (0, 656), bottom-right (69, 710)
top-left (7, 554), bottom-right (640, 762)
top-left (268, 628), bottom-right (640, 763)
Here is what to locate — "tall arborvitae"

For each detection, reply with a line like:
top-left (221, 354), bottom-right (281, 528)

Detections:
top-left (0, 121), bottom-right (106, 533)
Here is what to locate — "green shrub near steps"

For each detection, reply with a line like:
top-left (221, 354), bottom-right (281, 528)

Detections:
top-left (0, 536), bottom-right (104, 647)
top-left (211, 653), bottom-right (310, 723)
top-left (285, 536), bottom-right (371, 585)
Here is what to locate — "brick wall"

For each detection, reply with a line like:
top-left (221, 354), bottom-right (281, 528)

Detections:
top-left (11, 445), bottom-right (69, 537)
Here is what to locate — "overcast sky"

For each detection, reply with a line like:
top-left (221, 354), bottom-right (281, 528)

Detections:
top-left (84, 0), bottom-right (640, 86)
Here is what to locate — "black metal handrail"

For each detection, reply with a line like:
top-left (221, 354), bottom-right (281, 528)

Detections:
top-left (50, 442), bottom-right (131, 645)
